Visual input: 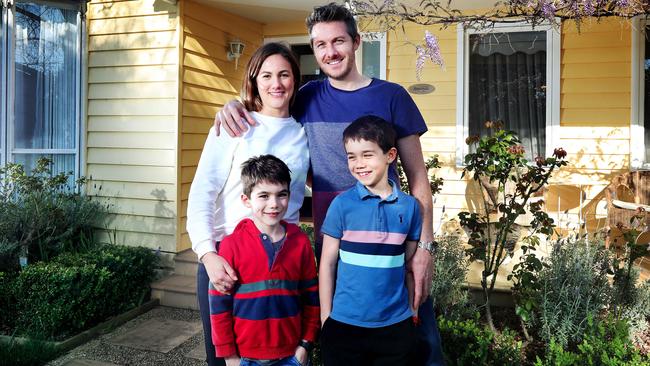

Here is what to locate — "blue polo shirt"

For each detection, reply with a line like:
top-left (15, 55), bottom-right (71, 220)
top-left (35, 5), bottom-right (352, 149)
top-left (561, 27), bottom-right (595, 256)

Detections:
top-left (320, 180), bottom-right (422, 328)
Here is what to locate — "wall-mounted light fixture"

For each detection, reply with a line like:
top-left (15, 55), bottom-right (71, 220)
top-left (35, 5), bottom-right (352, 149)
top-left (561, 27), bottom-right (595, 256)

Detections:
top-left (227, 39), bottom-right (245, 70)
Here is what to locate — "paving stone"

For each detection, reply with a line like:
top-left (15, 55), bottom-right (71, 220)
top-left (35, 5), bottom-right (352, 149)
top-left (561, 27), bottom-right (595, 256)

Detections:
top-left (185, 343), bottom-right (206, 360)
top-left (108, 318), bottom-right (201, 353)
top-left (62, 359), bottom-right (119, 366)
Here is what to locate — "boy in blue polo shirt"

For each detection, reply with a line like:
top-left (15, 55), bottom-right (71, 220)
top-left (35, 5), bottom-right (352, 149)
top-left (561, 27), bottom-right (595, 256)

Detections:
top-left (319, 115), bottom-right (421, 366)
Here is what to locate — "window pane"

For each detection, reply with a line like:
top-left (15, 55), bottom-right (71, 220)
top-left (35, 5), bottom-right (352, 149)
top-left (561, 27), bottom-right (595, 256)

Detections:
top-left (643, 27), bottom-right (650, 163)
top-left (468, 31), bottom-right (547, 160)
top-left (362, 40), bottom-right (381, 79)
top-left (13, 153), bottom-right (75, 186)
top-left (14, 3), bottom-right (78, 150)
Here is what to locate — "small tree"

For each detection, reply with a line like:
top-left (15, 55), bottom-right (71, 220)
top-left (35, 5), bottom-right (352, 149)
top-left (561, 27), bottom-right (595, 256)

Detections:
top-left (459, 122), bottom-right (567, 331)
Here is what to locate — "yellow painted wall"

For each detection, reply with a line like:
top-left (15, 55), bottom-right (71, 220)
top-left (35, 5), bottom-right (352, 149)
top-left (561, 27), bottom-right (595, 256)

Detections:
top-left (178, 1), bottom-right (264, 252)
top-left (86, 0), bottom-right (179, 256)
top-left (383, 19), bottom-right (634, 225)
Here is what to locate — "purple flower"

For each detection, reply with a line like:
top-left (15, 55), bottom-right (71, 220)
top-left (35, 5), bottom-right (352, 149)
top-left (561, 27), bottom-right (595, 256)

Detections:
top-left (583, 0), bottom-right (595, 16)
top-left (415, 31), bottom-right (444, 81)
top-left (616, 0), bottom-right (630, 8)
top-left (541, 0), bottom-right (556, 19)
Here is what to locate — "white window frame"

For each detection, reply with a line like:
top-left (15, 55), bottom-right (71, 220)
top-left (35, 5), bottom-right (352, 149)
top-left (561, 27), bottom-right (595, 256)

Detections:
top-left (358, 32), bottom-right (386, 80)
top-left (2, 0), bottom-right (85, 180)
top-left (455, 21), bottom-right (561, 167)
top-left (264, 31), bottom-right (387, 80)
top-left (631, 16), bottom-right (649, 170)
top-left (1, 0), bottom-right (8, 169)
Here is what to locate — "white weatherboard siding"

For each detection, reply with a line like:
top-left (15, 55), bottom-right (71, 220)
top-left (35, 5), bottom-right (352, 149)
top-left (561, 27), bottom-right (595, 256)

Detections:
top-left (86, 0), bottom-right (179, 258)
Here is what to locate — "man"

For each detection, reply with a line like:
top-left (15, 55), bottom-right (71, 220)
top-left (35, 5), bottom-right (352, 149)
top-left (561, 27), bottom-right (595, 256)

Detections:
top-left (214, 3), bottom-right (444, 365)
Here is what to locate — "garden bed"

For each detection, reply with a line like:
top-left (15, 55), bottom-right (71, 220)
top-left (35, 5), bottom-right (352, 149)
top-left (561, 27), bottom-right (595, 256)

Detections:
top-left (0, 298), bottom-right (159, 352)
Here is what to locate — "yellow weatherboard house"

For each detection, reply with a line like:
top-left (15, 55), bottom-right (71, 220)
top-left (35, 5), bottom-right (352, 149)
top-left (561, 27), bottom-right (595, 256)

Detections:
top-left (1, 0), bottom-right (647, 307)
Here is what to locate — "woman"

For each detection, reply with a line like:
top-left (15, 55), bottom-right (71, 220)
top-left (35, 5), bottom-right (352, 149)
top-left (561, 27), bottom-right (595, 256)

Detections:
top-left (186, 42), bottom-right (309, 366)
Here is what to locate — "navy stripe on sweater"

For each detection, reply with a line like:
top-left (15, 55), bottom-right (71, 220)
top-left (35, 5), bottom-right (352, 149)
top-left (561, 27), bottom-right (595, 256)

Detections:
top-left (232, 295), bottom-right (300, 320)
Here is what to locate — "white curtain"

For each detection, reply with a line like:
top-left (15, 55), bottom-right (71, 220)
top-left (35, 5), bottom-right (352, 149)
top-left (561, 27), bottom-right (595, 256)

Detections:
top-left (14, 2), bottom-right (78, 175)
top-left (468, 31), bottom-right (547, 161)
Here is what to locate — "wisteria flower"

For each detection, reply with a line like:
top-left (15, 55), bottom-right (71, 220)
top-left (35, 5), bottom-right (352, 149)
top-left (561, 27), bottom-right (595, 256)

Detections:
top-left (541, 0), bottom-right (557, 19)
top-left (583, 0), bottom-right (595, 16)
top-left (416, 31), bottom-right (444, 81)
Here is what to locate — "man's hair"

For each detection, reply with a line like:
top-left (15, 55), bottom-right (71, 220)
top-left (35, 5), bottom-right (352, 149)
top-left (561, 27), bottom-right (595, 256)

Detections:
top-left (306, 2), bottom-right (359, 43)
top-left (241, 42), bottom-right (301, 113)
top-left (342, 115), bottom-right (397, 153)
top-left (240, 154), bottom-right (292, 197)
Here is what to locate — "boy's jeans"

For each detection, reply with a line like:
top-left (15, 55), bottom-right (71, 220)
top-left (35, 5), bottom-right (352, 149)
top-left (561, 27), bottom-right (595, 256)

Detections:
top-left (240, 356), bottom-right (304, 366)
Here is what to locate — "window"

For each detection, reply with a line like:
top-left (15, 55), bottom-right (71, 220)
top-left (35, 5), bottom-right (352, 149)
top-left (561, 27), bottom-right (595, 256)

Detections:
top-left (456, 23), bottom-right (560, 165)
top-left (358, 32), bottom-right (386, 80)
top-left (632, 18), bottom-right (650, 169)
top-left (1, 0), bottom-right (84, 179)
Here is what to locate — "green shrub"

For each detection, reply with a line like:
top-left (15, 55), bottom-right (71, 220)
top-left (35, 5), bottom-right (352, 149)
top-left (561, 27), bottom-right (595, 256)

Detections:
top-left (0, 158), bottom-right (108, 271)
top-left (11, 245), bottom-right (158, 340)
top-left (13, 262), bottom-right (113, 339)
top-left (431, 235), bottom-right (473, 319)
top-left (533, 239), bottom-right (611, 348)
top-left (0, 272), bottom-right (17, 332)
top-left (535, 316), bottom-right (650, 366)
top-left (438, 314), bottom-right (523, 365)
top-left (0, 338), bottom-right (60, 366)
top-left (54, 244), bottom-right (159, 314)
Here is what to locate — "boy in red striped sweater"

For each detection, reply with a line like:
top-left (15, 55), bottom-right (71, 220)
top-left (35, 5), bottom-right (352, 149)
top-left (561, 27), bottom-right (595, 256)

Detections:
top-left (209, 155), bottom-right (319, 366)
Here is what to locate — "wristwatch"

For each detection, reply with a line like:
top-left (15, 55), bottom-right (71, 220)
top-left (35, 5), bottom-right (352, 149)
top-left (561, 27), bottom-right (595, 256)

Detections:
top-left (417, 240), bottom-right (438, 256)
top-left (298, 339), bottom-right (314, 352)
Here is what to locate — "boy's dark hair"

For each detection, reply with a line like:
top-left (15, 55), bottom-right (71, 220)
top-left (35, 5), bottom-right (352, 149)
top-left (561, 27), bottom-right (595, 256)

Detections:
top-left (342, 115), bottom-right (397, 153)
top-left (241, 155), bottom-right (292, 197)
top-left (306, 2), bottom-right (359, 44)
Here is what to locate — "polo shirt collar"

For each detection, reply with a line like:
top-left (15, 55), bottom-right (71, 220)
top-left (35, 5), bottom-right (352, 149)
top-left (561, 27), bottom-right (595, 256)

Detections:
top-left (355, 179), bottom-right (399, 202)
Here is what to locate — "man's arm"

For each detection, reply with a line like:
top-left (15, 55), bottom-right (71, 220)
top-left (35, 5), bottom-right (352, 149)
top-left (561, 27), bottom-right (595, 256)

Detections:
top-left (396, 134), bottom-right (434, 307)
top-left (319, 234), bottom-right (340, 326)
top-left (404, 239), bottom-right (418, 313)
top-left (213, 100), bottom-right (257, 137)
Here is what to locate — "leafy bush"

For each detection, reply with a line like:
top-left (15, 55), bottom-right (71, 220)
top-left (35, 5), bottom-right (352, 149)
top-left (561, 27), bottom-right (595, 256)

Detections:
top-left (535, 316), bottom-right (650, 366)
top-left (0, 338), bottom-right (60, 366)
top-left (431, 235), bottom-right (473, 319)
top-left (10, 245), bottom-right (158, 340)
top-left (438, 314), bottom-right (523, 366)
top-left (0, 158), bottom-right (108, 270)
top-left (54, 244), bottom-right (159, 314)
top-left (533, 239), bottom-right (611, 348)
top-left (0, 272), bottom-right (17, 332)
top-left (13, 262), bottom-right (113, 339)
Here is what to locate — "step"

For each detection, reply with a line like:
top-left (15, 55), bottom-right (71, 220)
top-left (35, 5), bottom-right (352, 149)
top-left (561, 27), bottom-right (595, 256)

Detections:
top-left (151, 274), bottom-right (198, 310)
top-left (175, 249), bottom-right (199, 277)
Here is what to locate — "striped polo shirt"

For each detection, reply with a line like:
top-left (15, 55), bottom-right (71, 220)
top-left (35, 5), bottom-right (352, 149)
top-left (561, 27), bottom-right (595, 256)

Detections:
top-left (320, 180), bottom-right (422, 328)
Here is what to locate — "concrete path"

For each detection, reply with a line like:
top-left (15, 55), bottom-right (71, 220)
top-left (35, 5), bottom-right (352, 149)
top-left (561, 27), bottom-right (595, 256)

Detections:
top-left (48, 307), bottom-right (208, 366)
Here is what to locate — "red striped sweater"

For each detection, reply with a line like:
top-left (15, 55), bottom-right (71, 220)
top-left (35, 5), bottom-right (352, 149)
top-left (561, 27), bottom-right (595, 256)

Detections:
top-left (208, 219), bottom-right (319, 359)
